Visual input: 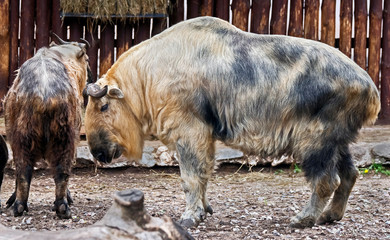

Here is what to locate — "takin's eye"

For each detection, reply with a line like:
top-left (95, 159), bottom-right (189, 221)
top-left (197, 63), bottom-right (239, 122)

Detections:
top-left (100, 103), bottom-right (109, 112)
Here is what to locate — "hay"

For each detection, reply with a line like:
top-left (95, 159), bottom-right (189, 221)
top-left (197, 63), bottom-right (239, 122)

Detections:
top-left (60, 0), bottom-right (169, 22)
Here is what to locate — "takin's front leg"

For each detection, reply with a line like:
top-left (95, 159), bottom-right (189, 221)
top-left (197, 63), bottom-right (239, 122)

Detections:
top-left (176, 138), bottom-right (215, 228)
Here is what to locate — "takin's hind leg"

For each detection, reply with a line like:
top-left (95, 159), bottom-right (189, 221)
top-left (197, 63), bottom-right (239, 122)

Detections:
top-left (176, 138), bottom-right (215, 228)
top-left (290, 144), bottom-right (341, 228)
top-left (290, 172), bottom-right (340, 228)
top-left (52, 164), bottom-right (72, 219)
top-left (12, 162), bottom-right (33, 217)
top-left (317, 147), bottom-right (358, 225)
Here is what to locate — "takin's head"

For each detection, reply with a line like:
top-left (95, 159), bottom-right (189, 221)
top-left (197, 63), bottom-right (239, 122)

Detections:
top-left (84, 79), bottom-right (144, 163)
top-left (50, 33), bottom-right (93, 95)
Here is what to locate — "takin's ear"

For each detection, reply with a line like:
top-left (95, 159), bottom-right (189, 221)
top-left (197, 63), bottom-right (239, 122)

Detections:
top-left (108, 86), bottom-right (124, 99)
top-left (49, 41), bottom-right (57, 47)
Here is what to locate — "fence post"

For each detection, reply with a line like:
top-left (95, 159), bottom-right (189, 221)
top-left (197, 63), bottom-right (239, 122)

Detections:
top-left (231, 0), bottom-right (250, 31)
top-left (85, 26), bottom-right (99, 82)
top-left (320, 0), bottom-right (335, 46)
top-left (270, 0), bottom-right (287, 35)
top-left (251, 0), bottom-right (270, 34)
top-left (380, 0), bottom-right (390, 122)
top-left (215, 0), bottom-right (229, 21)
top-left (368, 0), bottom-right (382, 88)
top-left (9, 0), bottom-right (18, 86)
top-left (99, 24), bottom-right (115, 77)
top-left (20, 0), bottom-right (35, 66)
top-left (152, 18), bottom-right (168, 36)
top-left (134, 19), bottom-right (151, 46)
top-left (354, 0), bottom-right (368, 70)
top-left (117, 21), bottom-right (133, 58)
top-left (288, 0), bottom-right (303, 37)
top-left (304, 0), bottom-right (319, 40)
top-left (52, 0), bottom-right (66, 39)
top-left (188, 0), bottom-right (201, 19)
top-left (200, 0), bottom-right (214, 16)
top-left (339, 0), bottom-right (352, 57)
top-left (169, 0), bottom-right (185, 26)
top-left (0, 0), bottom-right (9, 100)
top-left (36, 0), bottom-right (51, 49)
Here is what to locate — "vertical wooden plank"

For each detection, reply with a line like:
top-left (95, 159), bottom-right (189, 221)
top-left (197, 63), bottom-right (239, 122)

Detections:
top-left (99, 24), bottom-right (115, 77)
top-left (20, 0), bottom-right (35, 65)
top-left (52, 0), bottom-right (66, 39)
top-left (0, 0), bottom-right (9, 100)
top-left (152, 18), bottom-right (167, 36)
top-left (304, 0), bottom-right (319, 40)
top-left (270, 0), bottom-right (288, 35)
top-left (117, 21), bottom-right (133, 57)
top-left (215, 0), bottom-right (229, 21)
top-left (380, 0), bottom-right (390, 122)
top-left (320, 0), bottom-right (336, 46)
top-left (169, 0), bottom-right (185, 26)
top-left (69, 19), bottom-right (83, 42)
top-left (288, 0), bottom-right (303, 37)
top-left (368, 0), bottom-right (382, 88)
top-left (231, 0), bottom-right (250, 31)
top-left (9, 0), bottom-right (19, 86)
top-left (251, 0), bottom-right (270, 34)
top-left (354, 0), bottom-right (368, 69)
top-left (188, 0), bottom-right (201, 19)
top-left (339, 0), bottom-right (352, 57)
top-left (200, 0), bottom-right (214, 16)
top-left (134, 19), bottom-right (151, 46)
top-left (85, 26), bottom-right (99, 82)
top-left (36, 0), bottom-right (51, 49)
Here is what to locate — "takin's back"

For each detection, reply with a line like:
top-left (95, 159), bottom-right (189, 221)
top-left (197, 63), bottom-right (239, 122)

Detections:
top-left (140, 16), bottom-right (380, 156)
top-left (5, 48), bottom-right (80, 152)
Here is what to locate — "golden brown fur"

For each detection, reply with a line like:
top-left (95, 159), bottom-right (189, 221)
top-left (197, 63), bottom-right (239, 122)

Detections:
top-left (85, 17), bottom-right (380, 228)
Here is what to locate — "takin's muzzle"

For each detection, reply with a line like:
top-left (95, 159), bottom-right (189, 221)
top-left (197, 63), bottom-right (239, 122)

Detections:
top-left (88, 130), bottom-right (123, 163)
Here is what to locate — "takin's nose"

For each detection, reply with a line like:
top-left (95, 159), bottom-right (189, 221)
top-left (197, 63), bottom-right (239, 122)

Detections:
top-left (91, 149), bottom-right (111, 163)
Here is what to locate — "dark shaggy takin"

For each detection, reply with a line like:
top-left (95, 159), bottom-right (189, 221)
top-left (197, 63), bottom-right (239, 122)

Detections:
top-left (0, 135), bottom-right (8, 207)
top-left (4, 35), bottom-right (90, 218)
top-left (84, 17), bottom-right (380, 228)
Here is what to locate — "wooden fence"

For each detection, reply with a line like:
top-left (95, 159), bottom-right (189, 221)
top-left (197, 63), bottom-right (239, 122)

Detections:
top-left (0, 0), bottom-right (389, 122)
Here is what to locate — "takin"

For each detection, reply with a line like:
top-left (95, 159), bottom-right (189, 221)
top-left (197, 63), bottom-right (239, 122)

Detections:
top-left (0, 135), bottom-right (8, 208)
top-left (84, 16), bottom-right (380, 228)
top-left (4, 34), bottom-right (91, 219)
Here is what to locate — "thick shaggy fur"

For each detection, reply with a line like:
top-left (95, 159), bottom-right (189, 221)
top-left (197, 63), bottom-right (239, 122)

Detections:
top-left (85, 17), bottom-right (380, 228)
top-left (0, 135), bottom-right (8, 207)
top-left (4, 43), bottom-right (90, 218)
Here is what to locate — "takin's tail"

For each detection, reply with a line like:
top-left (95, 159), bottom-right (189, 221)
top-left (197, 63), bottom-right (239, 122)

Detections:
top-left (363, 85), bottom-right (381, 126)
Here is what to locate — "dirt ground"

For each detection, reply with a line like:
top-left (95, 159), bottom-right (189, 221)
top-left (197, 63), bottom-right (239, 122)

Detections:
top-left (0, 164), bottom-right (389, 239)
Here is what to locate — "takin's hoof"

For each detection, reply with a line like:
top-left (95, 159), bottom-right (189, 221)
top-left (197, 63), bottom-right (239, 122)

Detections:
top-left (178, 218), bottom-right (198, 229)
top-left (12, 200), bottom-right (28, 217)
top-left (289, 215), bottom-right (316, 228)
top-left (205, 205), bottom-right (213, 215)
top-left (316, 210), bottom-right (343, 225)
top-left (53, 200), bottom-right (72, 219)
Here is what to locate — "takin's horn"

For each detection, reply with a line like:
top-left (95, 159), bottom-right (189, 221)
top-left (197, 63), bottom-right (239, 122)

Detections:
top-left (51, 31), bottom-right (70, 45)
top-left (79, 38), bottom-right (90, 49)
top-left (86, 84), bottom-right (108, 98)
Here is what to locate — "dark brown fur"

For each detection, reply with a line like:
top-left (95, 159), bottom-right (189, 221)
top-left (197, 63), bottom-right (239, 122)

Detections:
top-left (4, 42), bottom-right (89, 218)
